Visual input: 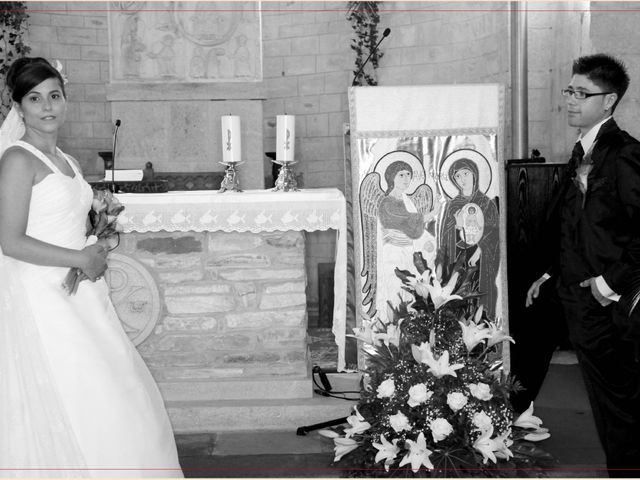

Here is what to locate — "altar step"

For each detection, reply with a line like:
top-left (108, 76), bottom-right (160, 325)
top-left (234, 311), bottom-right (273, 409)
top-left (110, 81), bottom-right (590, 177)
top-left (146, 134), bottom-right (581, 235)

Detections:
top-left (158, 375), bottom-right (313, 402)
top-left (167, 395), bottom-right (356, 433)
top-left (165, 373), bottom-right (361, 434)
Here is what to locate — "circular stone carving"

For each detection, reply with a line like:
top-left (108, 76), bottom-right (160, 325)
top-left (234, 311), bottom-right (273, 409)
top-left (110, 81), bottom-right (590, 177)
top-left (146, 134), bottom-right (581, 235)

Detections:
top-left (105, 253), bottom-right (161, 346)
top-left (172, 2), bottom-right (241, 46)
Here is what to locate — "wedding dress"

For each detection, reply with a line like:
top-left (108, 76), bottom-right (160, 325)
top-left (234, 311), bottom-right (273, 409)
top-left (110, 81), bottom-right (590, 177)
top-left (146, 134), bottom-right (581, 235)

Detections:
top-left (0, 138), bottom-right (182, 477)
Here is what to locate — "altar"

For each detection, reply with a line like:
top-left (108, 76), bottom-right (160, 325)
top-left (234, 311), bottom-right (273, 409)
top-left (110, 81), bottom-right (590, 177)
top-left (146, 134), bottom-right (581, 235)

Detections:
top-left (109, 188), bottom-right (348, 432)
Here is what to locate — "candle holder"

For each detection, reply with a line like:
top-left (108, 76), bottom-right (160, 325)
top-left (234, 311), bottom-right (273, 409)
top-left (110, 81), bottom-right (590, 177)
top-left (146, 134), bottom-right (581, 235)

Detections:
top-left (218, 161), bottom-right (243, 193)
top-left (272, 159), bottom-right (298, 192)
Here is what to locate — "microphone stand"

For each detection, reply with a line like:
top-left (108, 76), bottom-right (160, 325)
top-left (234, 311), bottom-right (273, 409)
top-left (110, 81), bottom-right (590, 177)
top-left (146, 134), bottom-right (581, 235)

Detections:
top-left (110, 119), bottom-right (121, 193)
top-left (352, 27), bottom-right (391, 87)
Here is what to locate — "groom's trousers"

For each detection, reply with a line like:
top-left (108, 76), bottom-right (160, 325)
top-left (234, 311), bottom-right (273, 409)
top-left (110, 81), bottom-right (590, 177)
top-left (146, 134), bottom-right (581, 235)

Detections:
top-left (558, 283), bottom-right (640, 477)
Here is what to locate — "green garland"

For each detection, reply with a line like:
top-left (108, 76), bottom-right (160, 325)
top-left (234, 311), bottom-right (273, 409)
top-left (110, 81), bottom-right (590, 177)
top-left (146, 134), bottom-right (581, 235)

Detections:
top-left (346, 1), bottom-right (384, 86)
top-left (0, 1), bottom-right (31, 120)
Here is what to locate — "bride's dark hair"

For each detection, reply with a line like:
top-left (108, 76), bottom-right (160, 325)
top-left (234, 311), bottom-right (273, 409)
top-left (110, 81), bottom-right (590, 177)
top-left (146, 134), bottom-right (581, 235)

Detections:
top-left (6, 57), bottom-right (66, 103)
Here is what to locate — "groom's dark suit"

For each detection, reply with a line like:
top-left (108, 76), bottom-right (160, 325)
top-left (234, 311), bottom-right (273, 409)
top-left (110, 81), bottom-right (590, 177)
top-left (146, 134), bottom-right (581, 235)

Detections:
top-left (546, 118), bottom-right (640, 475)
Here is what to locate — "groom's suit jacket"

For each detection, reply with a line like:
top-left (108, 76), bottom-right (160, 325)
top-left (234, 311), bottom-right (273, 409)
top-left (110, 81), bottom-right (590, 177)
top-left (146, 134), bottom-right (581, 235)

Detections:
top-left (539, 119), bottom-right (640, 293)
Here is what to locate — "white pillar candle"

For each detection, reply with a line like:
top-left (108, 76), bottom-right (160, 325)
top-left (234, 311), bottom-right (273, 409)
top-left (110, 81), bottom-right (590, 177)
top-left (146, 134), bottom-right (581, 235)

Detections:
top-left (276, 115), bottom-right (295, 162)
top-left (221, 115), bottom-right (241, 163)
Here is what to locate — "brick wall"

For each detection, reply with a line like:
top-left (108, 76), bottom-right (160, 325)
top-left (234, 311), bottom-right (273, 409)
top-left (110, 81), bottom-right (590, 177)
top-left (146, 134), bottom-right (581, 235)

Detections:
top-left (261, 1), bottom-right (512, 189)
top-left (25, 1), bottom-right (111, 172)
top-left (526, 2), bottom-right (640, 163)
top-left (260, 2), bottom-right (512, 312)
top-left (589, 2), bottom-right (640, 141)
top-left (24, 3), bottom-right (640, 179)
top-left (527, 2), bottom-right (589, 163)
top-left (32, 1), bottom-right (624, 321)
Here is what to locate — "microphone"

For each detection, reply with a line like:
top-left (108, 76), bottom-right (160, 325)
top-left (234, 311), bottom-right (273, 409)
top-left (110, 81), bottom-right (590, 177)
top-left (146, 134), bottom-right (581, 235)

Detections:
top-left (351, 27), bottom-right (391, 86)
top-left (111, 119), bottom-right (121, 190)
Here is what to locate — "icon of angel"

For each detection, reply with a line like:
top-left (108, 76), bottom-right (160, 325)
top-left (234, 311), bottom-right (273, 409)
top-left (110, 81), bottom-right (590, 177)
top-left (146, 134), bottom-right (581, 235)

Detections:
top-left (437, 149), bottom-right (500, 318)
top-left (359, 150), bottom-right (439, 320)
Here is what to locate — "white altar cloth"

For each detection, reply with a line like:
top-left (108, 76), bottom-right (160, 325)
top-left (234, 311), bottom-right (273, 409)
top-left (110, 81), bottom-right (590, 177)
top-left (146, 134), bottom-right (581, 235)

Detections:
top-left (115, 188), bottom-right (349, 371)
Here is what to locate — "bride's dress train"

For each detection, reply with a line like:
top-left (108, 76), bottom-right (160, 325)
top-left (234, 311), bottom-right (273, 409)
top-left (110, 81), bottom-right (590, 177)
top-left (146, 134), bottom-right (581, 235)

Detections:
top-left (0, 141), bottom-right (182, 477)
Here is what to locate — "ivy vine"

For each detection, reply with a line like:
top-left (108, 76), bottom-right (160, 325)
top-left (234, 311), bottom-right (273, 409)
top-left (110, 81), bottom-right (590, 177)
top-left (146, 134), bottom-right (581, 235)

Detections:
top-left (0, 1), bottom-right (31, 120)
top-left (346, 1), bottom-right (383, 86)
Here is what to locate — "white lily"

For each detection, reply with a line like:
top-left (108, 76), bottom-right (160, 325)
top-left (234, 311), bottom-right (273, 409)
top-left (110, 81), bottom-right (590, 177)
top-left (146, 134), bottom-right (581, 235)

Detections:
top-left (427, 271), bottom-right (462, 310)
top-left (411, 342), bottom-right (463, 378)
top-left (486, 321), bottom-right (515, 347)
top-left (347, 324), bottom-right (375, 345)
top-left (426, 349), bottom-right (464, 378)
top-left (473, 305), bottom-right (484, 324)
top-left (373, 323), bottom-right (401, 348)
top-left (513, 402), bottom-right (544, 429)
top-left (411, 341), bottom-right (435, 365)
top-left (333, 437), bottom-right (359, 462)
top-left (399, 432), bottom-right (434, 473)
top-left (372, 434), bottom-right (400, 472)
top-left (344, 406), bottom-right (371, 438)
top-left (523, 427), bottom-right (551, 442)
top-left (473, 426), bottom-right (498, 464)
top-left (493, 429), bottom-right (514, 460)
top-left (408, 270), bottom-right (431, 299)
top-left (458, 320), bottom-right (492, 352)
top-left (317, 429), bottom-right (340, 438)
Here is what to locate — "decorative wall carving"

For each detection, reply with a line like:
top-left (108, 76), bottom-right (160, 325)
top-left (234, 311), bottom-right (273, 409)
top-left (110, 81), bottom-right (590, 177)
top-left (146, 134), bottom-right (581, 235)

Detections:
top-left (105, 253), bottom-right (162, 346)
top-left (109, 1), bottom-right (262, 82)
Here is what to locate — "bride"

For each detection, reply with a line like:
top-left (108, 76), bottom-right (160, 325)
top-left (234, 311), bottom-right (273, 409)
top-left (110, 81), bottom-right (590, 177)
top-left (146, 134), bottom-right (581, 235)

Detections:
top-left (0, 57), bottom-right (182, 477)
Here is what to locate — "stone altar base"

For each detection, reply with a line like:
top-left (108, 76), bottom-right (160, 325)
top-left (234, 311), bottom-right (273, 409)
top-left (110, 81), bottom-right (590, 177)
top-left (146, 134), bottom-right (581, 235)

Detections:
top-left (110, 229), bottom-right (323, 432)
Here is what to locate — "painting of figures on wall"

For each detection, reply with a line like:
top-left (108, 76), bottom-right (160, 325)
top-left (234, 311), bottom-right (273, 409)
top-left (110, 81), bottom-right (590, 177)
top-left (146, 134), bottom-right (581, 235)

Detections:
top-left (109, 1), bottom-right (262, 82)
top-left (354, 133), bottom-right (502, 323)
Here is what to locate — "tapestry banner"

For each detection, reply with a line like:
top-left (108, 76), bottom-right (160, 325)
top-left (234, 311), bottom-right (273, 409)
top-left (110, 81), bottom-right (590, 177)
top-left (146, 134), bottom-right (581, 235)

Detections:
top-left (347, 85), bottom-right (507, 371)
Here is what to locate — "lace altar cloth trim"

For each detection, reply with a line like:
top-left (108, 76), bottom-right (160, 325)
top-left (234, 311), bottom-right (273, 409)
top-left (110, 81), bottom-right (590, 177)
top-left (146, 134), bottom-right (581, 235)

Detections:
top-left (115, 188), bottom-right (350, 372)
top-left (115, 188), bottom-right (344, 234)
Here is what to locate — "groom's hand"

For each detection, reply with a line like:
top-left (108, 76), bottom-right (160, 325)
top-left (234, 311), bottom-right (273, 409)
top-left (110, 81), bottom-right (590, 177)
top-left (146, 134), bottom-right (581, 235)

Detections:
top-left (579, 277), bottom-right (612, 306)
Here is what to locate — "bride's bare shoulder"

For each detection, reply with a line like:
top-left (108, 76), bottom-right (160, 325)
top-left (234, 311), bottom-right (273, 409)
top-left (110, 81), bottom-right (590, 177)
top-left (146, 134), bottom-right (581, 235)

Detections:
top-left (0, 144), bottom-right (35, 165)
top-left (0, 145), bottom-right (38, 177)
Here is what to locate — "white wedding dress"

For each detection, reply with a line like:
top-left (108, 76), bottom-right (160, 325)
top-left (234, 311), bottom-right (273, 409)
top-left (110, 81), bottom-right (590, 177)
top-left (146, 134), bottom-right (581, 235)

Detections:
top-left (0, 141), bottom-right (182, 477)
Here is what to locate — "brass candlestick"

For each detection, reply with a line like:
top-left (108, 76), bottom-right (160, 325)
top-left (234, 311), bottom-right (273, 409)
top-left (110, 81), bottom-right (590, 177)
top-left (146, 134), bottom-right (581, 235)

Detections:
top-left (218, 161), bottom-right (243, 193)
top-left (272, 160), bottom-right (298, 192)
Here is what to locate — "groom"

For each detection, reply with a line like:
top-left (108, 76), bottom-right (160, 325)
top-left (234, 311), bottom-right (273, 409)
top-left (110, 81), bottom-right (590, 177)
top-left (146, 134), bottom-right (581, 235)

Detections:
top-left (526, 54), bottom-right (640, 477)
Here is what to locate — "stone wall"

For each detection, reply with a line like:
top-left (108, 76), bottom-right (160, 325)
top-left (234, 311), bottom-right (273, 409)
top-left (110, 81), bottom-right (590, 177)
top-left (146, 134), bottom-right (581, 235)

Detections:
top-left (116, 230), bottom-right (309, 382)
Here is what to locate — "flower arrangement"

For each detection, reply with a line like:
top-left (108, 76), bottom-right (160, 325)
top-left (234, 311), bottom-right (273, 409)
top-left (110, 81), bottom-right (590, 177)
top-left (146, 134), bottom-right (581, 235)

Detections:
top-left (62, 188), bottom-right (124, 295)
top-left (321, 252), bottom-right (554, 477)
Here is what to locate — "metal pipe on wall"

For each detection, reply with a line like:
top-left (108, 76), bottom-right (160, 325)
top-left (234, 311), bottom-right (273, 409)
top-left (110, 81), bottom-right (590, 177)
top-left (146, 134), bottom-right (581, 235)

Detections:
top-left (511, 1), bottom-right (528, 160)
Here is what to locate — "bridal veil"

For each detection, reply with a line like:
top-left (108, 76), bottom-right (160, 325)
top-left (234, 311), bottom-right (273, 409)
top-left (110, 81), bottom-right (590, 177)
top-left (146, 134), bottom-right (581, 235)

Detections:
top-left (0, 106), bottom-right (87, 475)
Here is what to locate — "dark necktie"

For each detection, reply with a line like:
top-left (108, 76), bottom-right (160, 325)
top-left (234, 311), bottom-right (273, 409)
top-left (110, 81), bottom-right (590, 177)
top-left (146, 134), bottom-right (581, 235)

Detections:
top-left (569, 141), bottom-right (585, 170)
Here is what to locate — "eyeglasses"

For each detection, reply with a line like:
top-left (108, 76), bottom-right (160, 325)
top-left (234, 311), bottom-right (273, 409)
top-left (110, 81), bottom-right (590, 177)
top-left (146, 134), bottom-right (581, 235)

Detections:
top-left (561, 88), bottom-right (613, 100)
